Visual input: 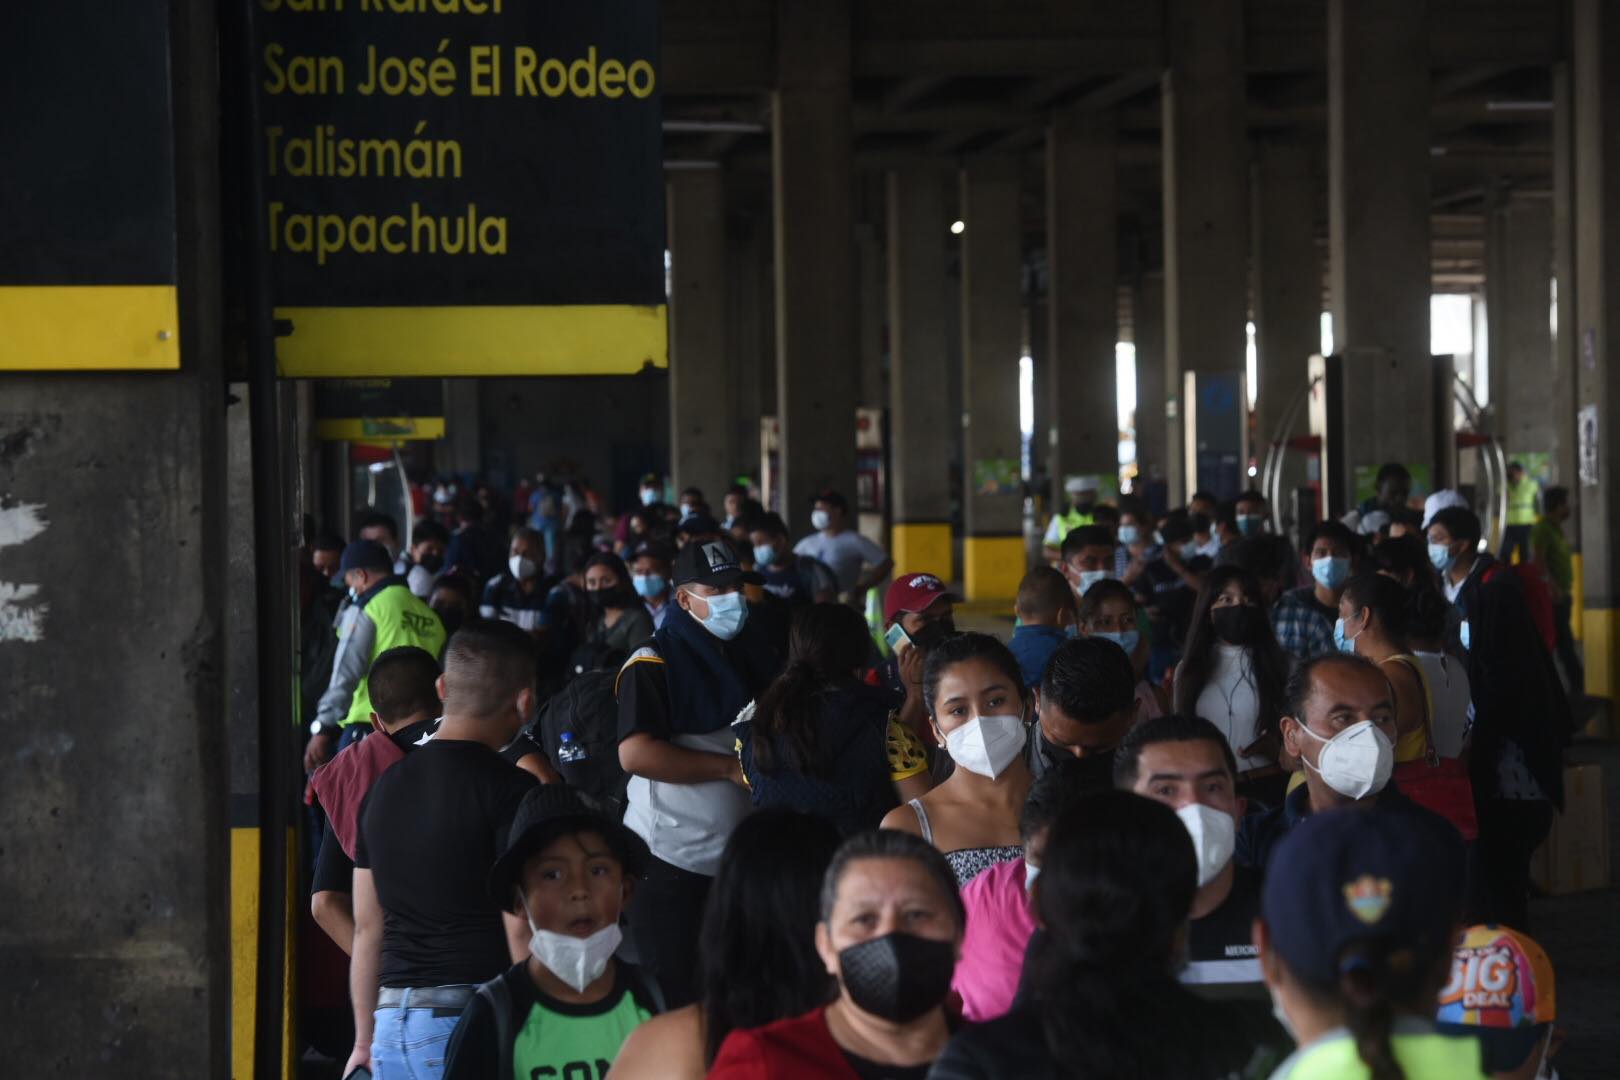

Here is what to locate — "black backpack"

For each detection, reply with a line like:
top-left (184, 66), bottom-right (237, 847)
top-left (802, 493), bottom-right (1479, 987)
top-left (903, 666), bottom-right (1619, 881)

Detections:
top-left (533, 669), bottom-right (629, 819)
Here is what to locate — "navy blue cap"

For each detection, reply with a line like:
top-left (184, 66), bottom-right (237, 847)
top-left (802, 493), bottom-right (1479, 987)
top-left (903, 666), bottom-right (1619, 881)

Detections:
top-left (339, 539), bottom-right (393, 575)
top-left (1262, 806), bottom-right (1465, 990)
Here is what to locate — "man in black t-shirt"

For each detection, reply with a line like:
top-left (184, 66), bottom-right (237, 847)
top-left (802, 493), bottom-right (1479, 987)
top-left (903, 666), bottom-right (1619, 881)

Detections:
top-left (346, 620), bottom-right (542, 1080)
top-left (1114, 714), bottom-right (1262, 989)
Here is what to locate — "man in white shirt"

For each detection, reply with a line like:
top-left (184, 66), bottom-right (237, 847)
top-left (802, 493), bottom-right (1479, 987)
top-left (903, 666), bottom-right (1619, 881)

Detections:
top-left (792, 489), bottom-right (893, 603)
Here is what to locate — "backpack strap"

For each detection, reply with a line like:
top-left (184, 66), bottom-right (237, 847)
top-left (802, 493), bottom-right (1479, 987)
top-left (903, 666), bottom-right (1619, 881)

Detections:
top-left (475, 975), bottom-right (516, 1080)
top-left (628, 965), bottom-right (667, 1016)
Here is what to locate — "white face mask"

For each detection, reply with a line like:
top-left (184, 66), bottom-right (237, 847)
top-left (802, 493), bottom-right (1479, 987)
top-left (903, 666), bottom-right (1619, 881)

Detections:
top-left (1077, 569), bottom-right (1112, 595)
top-left (1023, 861), bottom-right (1041, 895)
top-left (810, 509), bottom-right (832, 531)
top-left (510, 554), bottom-right (538, 581)
top-left (943, 713), bottom-right (1027, 780)
top-left (1175, 802), bottom-right (1236, 888)
top-left (1295, 719), bottom-right (1394, 800)
top-left (524, 907), bottom-right (623, 994)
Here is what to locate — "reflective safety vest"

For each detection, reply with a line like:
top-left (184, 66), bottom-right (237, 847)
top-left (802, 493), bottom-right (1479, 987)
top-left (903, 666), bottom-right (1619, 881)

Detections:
top-left (1273, 1030), bottom-right (1487, 1080)
top-left (1049, 508), bottom-right (1094, 544)
top-left (343, 582), bottom-right (447, 728)
top-left (1506, 476), bottom-right (1539, 526)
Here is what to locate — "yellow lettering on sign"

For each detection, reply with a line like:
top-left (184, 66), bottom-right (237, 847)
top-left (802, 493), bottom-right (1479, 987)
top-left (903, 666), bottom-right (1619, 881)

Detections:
top-left (262, 43), bottom-right (344, 95)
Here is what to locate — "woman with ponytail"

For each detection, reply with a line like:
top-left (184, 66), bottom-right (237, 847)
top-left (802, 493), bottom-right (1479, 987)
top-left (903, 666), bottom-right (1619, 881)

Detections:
top-left (931, 790), bottom-right (1262, 1079)
top-left (1257, 803), bottom-right (1483, 1079)
top-left (733, 603), bottom-right (932, 835)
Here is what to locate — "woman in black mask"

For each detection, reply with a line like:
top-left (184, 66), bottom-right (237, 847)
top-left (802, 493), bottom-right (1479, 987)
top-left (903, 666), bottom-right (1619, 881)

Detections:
top-left (582, 551), bottom-right (654, 658)
top-left (708, 829), bottom-right (963, 1079)
top-left (1172, 565), bottom-right (1291, 804)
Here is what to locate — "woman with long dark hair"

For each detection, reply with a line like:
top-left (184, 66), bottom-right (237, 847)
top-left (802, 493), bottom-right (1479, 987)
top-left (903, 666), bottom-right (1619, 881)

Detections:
top-left (1337, 574), bottom-right (1428, 763)
top-left (735, 604), bottom-right (931, 835)
top-left (581, 550), bottom-right (654, 660)
top-left (607, 809), bottom-right (842, 1080)
top-left (880, 632), bottom-right (1034, 885)
top-left (1173, 566), bottom-right (1292, 802)
top-left (931, 790), bottom-right (1259, 1078)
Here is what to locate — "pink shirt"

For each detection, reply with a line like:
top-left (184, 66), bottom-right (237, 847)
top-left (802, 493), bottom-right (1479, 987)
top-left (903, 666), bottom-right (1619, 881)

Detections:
top-left (1135, 679), bottom-right (1164, 723)
top-left (951, 856), bottom-right (1038, 1022)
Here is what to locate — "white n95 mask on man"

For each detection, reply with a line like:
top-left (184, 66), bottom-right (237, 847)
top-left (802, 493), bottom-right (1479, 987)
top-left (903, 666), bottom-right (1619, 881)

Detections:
top-left (1175, 802), bottom-right (1236, 887)
top-left (1295, 720), bottom-right (1394, 800)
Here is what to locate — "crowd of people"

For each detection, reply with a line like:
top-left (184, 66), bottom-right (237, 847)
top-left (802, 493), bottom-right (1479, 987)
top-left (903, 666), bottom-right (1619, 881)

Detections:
top-left (295, 466), bottom-right (1578, 1080)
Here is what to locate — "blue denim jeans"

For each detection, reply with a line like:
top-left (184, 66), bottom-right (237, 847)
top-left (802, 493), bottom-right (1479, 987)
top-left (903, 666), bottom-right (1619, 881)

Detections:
top-left (370, 993), bottom-right (465, 1080)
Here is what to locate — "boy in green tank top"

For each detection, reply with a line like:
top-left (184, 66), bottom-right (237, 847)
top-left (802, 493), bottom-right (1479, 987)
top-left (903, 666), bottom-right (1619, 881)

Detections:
top-left (444, 786), bottom-right (662, 1080)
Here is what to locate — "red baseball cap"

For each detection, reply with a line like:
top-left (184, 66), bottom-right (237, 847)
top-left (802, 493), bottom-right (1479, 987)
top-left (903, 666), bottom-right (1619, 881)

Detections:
top-left (884, 573), bottom-right (958, 622)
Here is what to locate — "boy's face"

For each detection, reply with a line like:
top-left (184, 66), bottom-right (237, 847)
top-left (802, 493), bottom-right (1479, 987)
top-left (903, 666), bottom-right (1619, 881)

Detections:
top-left (518, 831), bottom-right (631, 938)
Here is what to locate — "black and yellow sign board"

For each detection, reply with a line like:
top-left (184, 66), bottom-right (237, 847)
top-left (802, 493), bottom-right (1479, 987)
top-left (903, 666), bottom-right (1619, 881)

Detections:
top-left (254, 0), bottom-right (666, 377)
top-left (0, 1), bottom-right (181, 370)
top-left (312, 377), bottom-right (445, 440)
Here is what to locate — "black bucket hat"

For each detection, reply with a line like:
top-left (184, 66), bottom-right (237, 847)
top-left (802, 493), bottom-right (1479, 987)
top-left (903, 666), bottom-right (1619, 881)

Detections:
top-left (487, 785), bottom-right (651, 909)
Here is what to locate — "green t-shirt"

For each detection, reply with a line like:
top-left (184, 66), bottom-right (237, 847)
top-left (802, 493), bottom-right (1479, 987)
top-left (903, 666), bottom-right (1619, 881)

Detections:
top-left (443, 960), bottom-right (659, 1080)
top-left (1530, 517), bottom-right (1573, 593)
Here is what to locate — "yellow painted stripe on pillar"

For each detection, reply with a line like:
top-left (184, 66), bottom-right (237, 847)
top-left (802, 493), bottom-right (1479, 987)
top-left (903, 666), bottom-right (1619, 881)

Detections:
top-left (963, 536), bottom-right (1026, 602)
top-left (274, 304), bottom-right (668, 377)
top-left (1582, 607), bottom-right (1618, 703)
top-left (1571, 553), bottom-right (1584, 641)
top-left (231, 827), bottom-right (258, 1080)
top-left (0, 285), bottom-right (180, 370)
top-left (230, 826), bottom-right (297, 1080)
top-left (891, 522), bottom-right (954, 583)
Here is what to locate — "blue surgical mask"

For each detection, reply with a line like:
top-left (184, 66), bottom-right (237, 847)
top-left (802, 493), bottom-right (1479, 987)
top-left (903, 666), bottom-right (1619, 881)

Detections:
top-left (1118, 525), bottom-right (1140, 546)
top-left (1460, 620), bottom-right (1471, 651)
top-left (632, 573), bottom-right (666, 599)
top-left (1179, 541), bottom-right (1200, 560)
top-left (639, 488), bottom-right (658, 507)
top-left (695, 590), bottom-right (748, 641)
top-left (753, 544), bottom-right (777, 570)
top-left (1094, 629), bottom-right (1141, 656)
top-left (1237, 514), bottom-right (1264, 536)
top-left (1312, 555), bottom-right (1351, 591)
top-left (1333, 616), bottom-right (1359, 654)
top-left (1429, 542), bottom-right (1457, 572)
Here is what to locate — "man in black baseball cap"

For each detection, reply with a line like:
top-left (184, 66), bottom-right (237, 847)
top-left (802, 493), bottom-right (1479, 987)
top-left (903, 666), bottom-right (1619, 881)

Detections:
top-left (613, 538), bottom-right (779, 1007)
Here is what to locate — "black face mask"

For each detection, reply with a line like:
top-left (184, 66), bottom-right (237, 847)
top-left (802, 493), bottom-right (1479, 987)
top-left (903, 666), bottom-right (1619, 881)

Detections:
top-left (417, 552), bottom-right (444, 573)
top-left (838, 932), bottom-right (957, 1023)
top-left (908, 619), bottom-right (956, 653)
top-left (590, 586), bottom-right (636, 611)
top-left (1210, 604), bottom-right (1261, 646)
top-left (434, 605), bottom-right (466, 637)
top-left (1074, 498), bottom-right (1096, 515)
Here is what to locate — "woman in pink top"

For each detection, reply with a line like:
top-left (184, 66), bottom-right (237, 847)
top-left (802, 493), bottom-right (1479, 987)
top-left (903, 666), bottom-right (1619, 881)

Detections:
top-left (951, 758), bottom-right (1096, 1021)
top-left (1077, 579), bottom-right (1167, 724)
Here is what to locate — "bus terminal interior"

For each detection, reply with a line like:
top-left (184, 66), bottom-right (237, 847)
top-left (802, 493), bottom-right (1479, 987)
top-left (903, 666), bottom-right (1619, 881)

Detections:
top-left (5, 1), bottom-right (1620, 1077)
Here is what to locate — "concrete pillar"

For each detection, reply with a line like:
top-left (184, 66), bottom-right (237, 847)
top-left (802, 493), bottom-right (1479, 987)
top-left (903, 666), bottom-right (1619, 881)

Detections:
top-left (1132, 272), bottom-right (1169, 507)
top-left (1573, 0), bottom-right (1620, 699)
top-left (1046, 106), bottom-right (1119, 491)
top-left (1252, 139), bottom-right (1322, 450)
top-left (959, 159), bottom-right (1025, 600)
top-left (887, 168), bottom-right (955, 582)
top-left (441, 378), bottom-right (482, 477)
top-left (1328, 0), bottom-right (1435, 515)
top-left (857, 218), bottom-right (887, 412)
top-left (668, 170), bottom-right (732, 494)
top-left (725, 201), bottom-right (771, 487)
top-left (1162, 0), bottom-right (1249, 505)
top-left (1486, 193), bottom-right (1561, 474)
top-left (1553, 63), bottom-right (1580, 501)
top-left (772, 0), bottom-right (857, 530)
top-left (0, 1), bottom-right (230, 1071)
